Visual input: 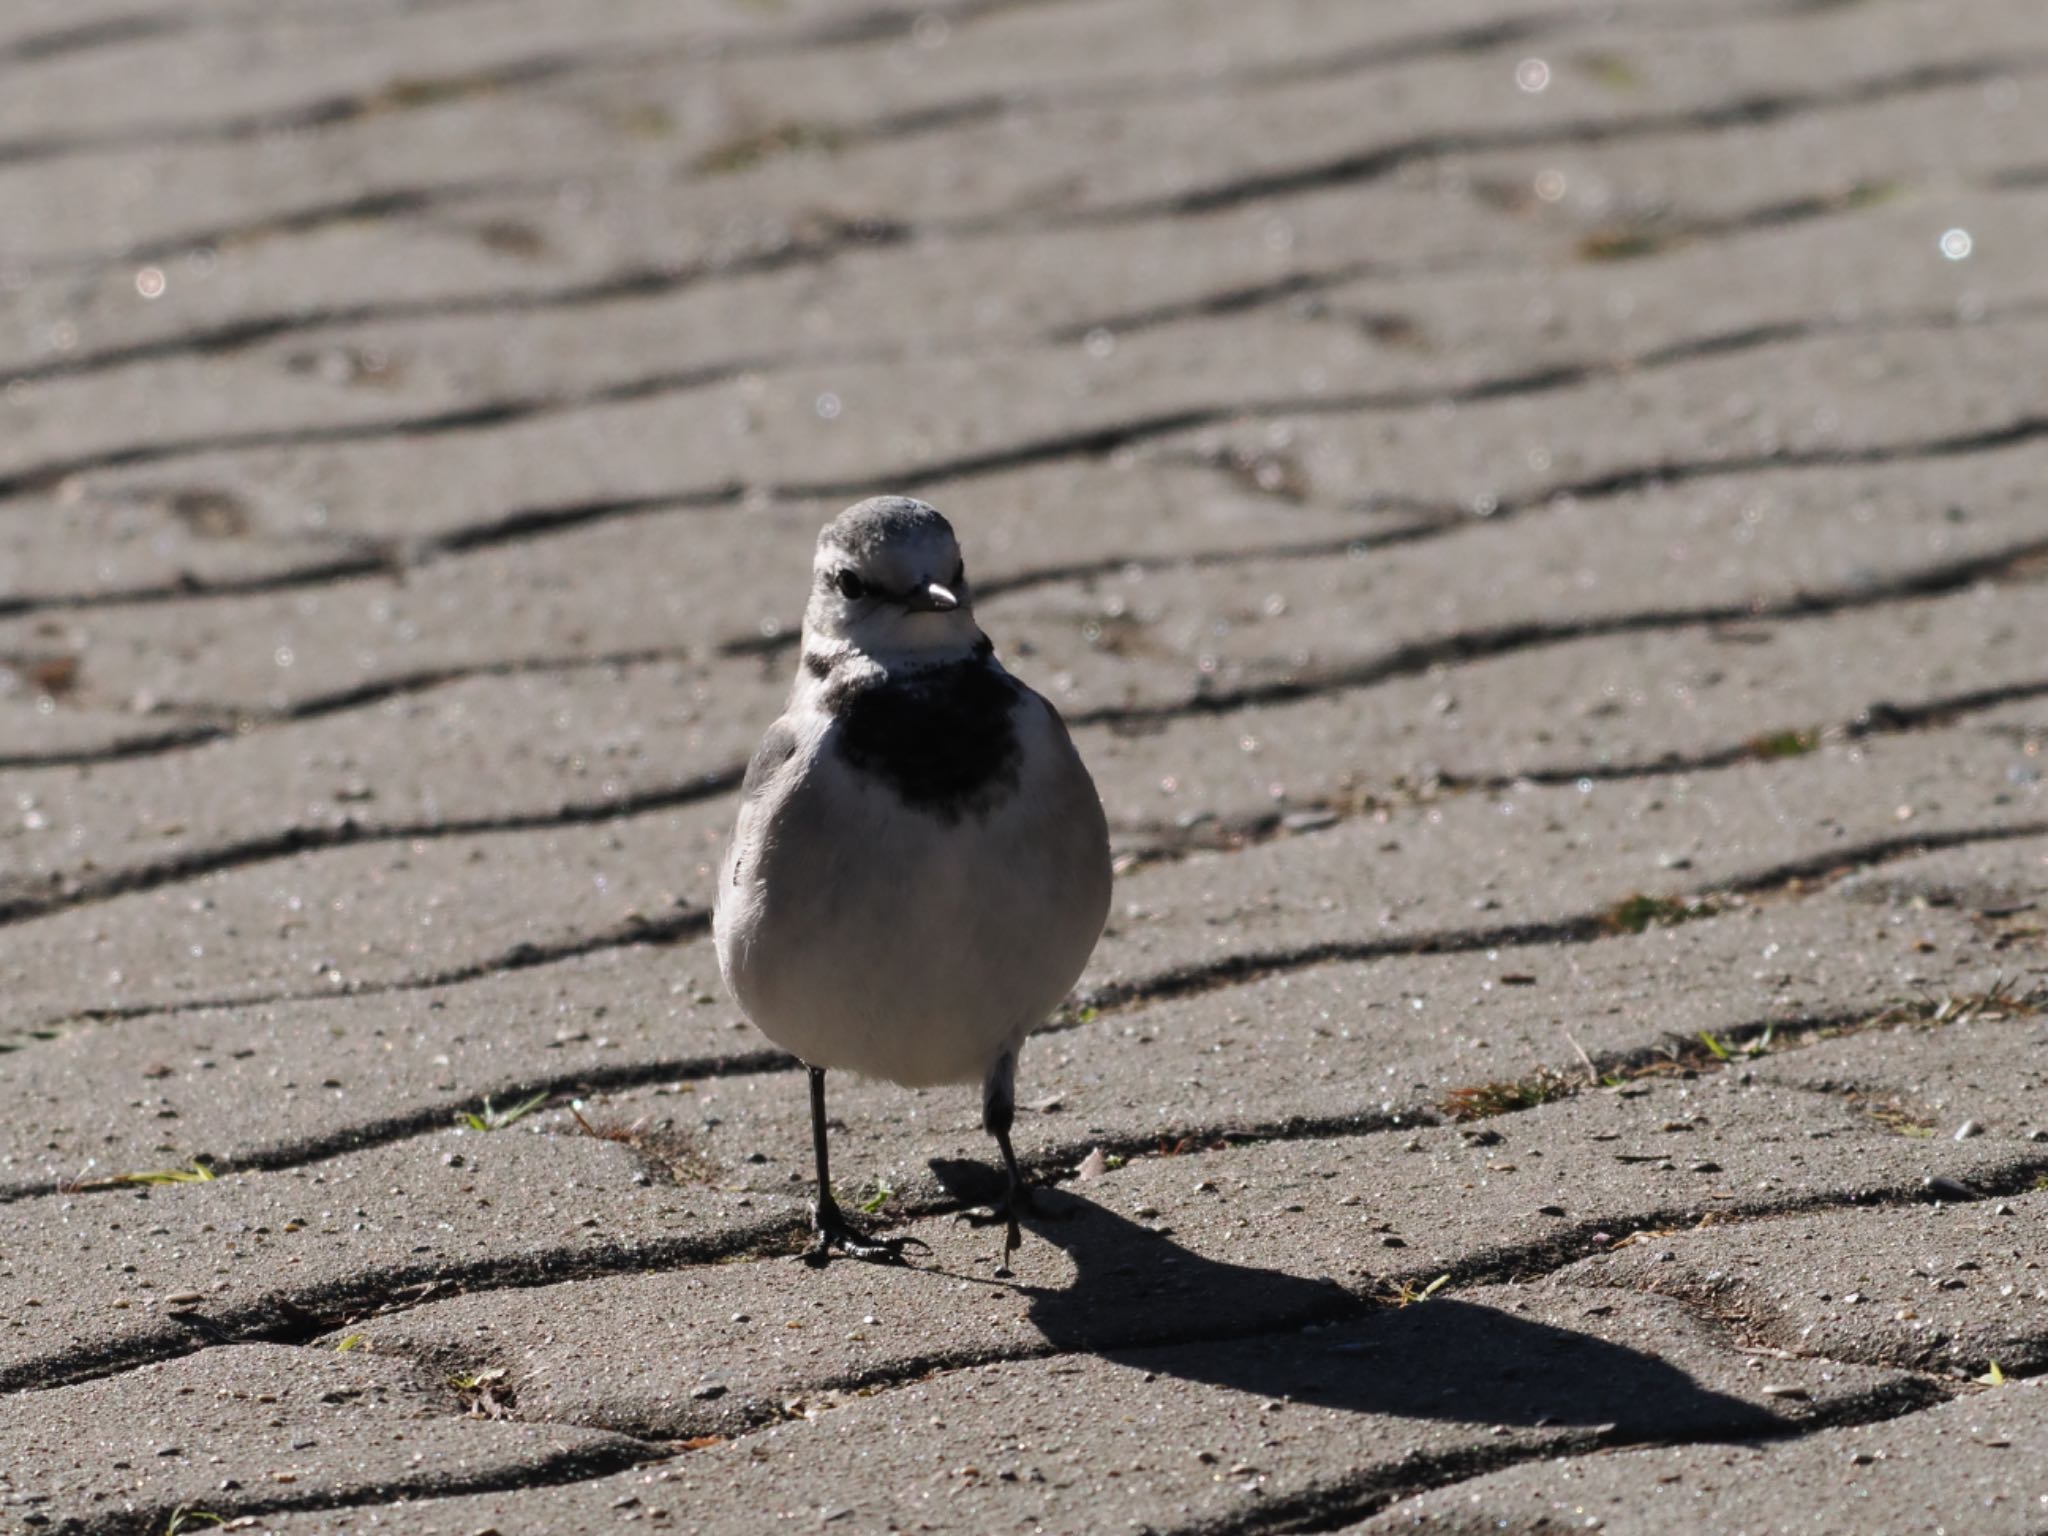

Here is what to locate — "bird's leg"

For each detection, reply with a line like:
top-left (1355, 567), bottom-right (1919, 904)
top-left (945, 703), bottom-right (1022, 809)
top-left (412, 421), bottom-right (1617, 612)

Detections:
top-left (805, 1065), bottom-right (926, 1266)
top-left (981, 1049), bottom-right (1035, 1260)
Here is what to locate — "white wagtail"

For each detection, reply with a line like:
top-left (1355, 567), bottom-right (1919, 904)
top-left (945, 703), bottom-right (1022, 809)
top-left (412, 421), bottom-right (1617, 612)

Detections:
top-left (714, 497), bottom-right (1113, 1264)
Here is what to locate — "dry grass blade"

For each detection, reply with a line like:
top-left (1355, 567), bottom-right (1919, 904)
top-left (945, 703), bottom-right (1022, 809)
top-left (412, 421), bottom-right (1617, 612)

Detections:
top-left (1441, 1070), bottom-right (1577, 1122)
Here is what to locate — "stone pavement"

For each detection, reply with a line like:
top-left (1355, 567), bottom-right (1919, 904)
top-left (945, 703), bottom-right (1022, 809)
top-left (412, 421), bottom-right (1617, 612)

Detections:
top-left (2, 0), bottom-right (2046, 1530)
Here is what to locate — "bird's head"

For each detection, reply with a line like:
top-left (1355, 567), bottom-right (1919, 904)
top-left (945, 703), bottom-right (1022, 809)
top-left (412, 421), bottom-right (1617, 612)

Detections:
top-left (804, 496), bottom-right (982, 661)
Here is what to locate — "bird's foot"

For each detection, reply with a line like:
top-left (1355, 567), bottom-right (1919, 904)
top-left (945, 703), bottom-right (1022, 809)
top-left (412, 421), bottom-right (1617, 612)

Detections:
top-left (804, 1200), bottom-right (929, 1268)
top-left (965, 1181), bottom-right (1054, 1264)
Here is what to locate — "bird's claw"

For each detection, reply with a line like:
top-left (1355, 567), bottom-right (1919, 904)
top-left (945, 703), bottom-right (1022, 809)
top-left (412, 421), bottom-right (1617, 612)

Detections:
top-left (805, 1202), bottom-right (930, 1267)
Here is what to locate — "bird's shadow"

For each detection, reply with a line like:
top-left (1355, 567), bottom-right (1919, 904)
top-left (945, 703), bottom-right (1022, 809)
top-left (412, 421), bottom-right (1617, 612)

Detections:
top-left (929, 1160), bottom-right (1783, 1437)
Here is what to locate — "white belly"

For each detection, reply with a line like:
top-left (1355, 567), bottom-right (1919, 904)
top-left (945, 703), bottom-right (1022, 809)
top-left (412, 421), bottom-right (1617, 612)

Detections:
top-left (714, 698), bottom-right (1110, 1087)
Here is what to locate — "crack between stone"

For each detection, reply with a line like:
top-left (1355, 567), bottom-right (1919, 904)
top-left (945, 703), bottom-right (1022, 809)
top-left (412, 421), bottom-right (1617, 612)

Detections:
top-left (79, 1444), bottom-right (665, 1536)
top-left (1161, 1379), bottom-right (1960, 1536)
top-left (7, 990), bottom-right (2040, 1536)
top-left (1066, 537), bottom-right (2048, 737)
top-left (1, 317), bottom-right (2040, 754)
top-left (0, 10), bottom-right (182, 67)
top-left (1, 656), bottom-right (2041, 1037)
top-left (0, 958), bottom-right (2027, 1234)
top-left (1083, 817), bottom-right (2048, 1015)
top-left (18, 904), bottom-right (716, 1040)
top-left (6, 243), bottom-right (2039, 516)
top-left (0, 1), bottom-right (1558, 169)
top-left (0, 1216), bottom-right (804, 1397)
top-left (13, 1123), bottom-right (2038, 1398)
top-left (2, 451), bottom-right (2033, 774)
top-left (0, 0), bottom-right (1117, 173)
top-left (0, 1042), bottom-right (792, 1206)
top-left (0, 0), bottom-right (1949, 278)
top-left (0, 0), bottom-right (1854, 179)
top-left (1031, 51), bottom-right (2048, 231)
top-left (14, 1137), bottom-right (2023, 1533)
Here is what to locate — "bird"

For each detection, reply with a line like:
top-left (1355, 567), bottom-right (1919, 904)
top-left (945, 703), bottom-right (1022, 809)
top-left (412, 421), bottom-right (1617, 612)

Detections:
top-left (714, 496), bottom-right (1113, 1265)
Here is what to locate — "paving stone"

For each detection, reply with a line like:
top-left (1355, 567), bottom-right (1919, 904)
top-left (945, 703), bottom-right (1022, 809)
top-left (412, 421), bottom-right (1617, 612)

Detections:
top-left (1560, 1192), bottom-right (2048, 1378)
top-left (5, 0), bottom-right (2046, 1527)
top-left (0, 180), bottom-right (1510, 559)
top-left (1829, 826), bottom-right (2048, 922)
top-left (0, 1125), bottom-right (771, 1393)
top-left (337, 1274), bottom-right (1908, 1462)
top-left (0, 885), bottom-right (1993, 1202)
top-left (1753, 1013), bottom-right (2048, 1142)
top-left (0, 1344), bottom-right (649, 1536)
top-left (1, 711), bottom-right (2030, 1041)
top-left (6, 0), bottom-right (2008, 266)
top-left (1306, 186), bottom-right (2048, 399)
top-left (1084, 728), bottom-right (2044, 997)
top-left (4, 1069), bottom-right (2032, 1407)
top-left (239, 1279), bottom-right (1919, 1536)
top-left (0, 211), bottom-right (1436, 475)
top-left (0, 0), bottom-right (788, 144)
top-left (566, 1060), bottom-right (2048, 1246)
top-left (534, 2), bottom-right (2046, 234)
top-left (337, 1084), bottom-right (1983, 1444)
top-left (8, 556), bottom-right (2040, 943)
top-left (19, 171), bottom-right (2043, 510)
top-left (1348, 1380), bottom-right (2048, 1536)
top-left (0, 709), bottom-right (2023, 1049)
top-left (0, 459), bottom-right (1307, 711)
top-left (1168, 312), bottom-right (2048, 527)
top-left (0, 696), bottom-right (190, 764)
top-left (0, 942), bottom-right (744, 1196)
top-left (1081, 442), bottom-right (2048, 690)
top-left (0, 804), bottom-right (728, 1034)
top-left (0, 656), bottom-right (776, 905)
top-left (20, 293), bottom-right (2043, 596)
top-left (1063, 580), bottom-right (2048, 830)
top-left (20, 434), bottom-right (2042, 729)
top-left (0, 309), bottom-right (1449, 538)
top-left (1461, 63), bottom-right (2048, 236)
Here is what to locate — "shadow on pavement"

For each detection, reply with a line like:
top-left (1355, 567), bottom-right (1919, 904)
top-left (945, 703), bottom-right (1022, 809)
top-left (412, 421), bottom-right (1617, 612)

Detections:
top-left (930, 1162), bottom-right (1781, 1438)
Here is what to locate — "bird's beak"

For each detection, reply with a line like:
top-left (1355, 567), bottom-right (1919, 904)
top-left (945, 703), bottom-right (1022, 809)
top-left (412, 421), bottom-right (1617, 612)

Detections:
top-left (904, 581), bottom-right (960, 613)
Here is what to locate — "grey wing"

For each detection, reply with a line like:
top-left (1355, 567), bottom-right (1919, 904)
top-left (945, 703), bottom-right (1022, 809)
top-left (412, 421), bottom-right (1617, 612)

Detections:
top-left (739, 718), bottom-right (801, 805)
top-left (721, 717), bottom-right (806, 892)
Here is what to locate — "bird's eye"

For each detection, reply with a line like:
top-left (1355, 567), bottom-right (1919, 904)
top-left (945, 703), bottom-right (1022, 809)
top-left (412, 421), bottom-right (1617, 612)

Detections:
top-left (834, 569), bottom-right (866, 601)
top-left (951, 558), bottom-right (965, 587)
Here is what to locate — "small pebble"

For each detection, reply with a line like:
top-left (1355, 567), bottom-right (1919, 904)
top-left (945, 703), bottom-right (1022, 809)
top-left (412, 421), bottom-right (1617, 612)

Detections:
top-left (1281, 810), bottom-right (1338, 833)
top-left (1954, 1120), bottom-right (1983, 1141)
